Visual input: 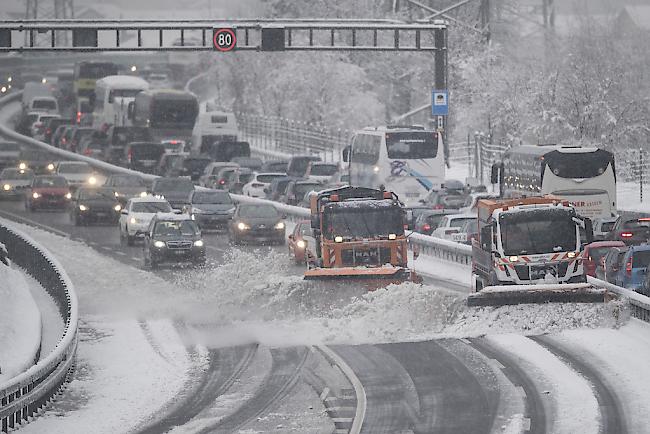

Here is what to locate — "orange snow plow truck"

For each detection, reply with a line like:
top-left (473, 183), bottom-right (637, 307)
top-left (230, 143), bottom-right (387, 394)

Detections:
top-left (304, 186), bottom-right (421, 285)
top-left (468, 196), bottom-right (608, 306)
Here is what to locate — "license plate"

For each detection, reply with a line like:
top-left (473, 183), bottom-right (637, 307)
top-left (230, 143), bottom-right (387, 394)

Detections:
top-left (175, 250), bottom-right (187, 255)
top-left (452, 233), bottom-right (467, 242)
top-left (96, 212), bottom-right (107, 217)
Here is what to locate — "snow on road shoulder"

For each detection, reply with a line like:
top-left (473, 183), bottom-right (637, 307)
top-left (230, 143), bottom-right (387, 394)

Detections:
top-left (413, 253), bottom-right (472, 288)
top-left (20, 318), bottom-right (190, 434)
top-left (550, 320), bottom-right (650, 433)
top-left (487, 334), bottom-right (600, 434)
top-left (0, 262), bottom-right (42, 382)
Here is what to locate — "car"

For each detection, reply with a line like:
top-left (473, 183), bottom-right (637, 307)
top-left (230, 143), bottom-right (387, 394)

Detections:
top-left (0, 141), bottom-right (21, 169)
top-left (104, 174), bottom-right (149, 205)
top-left (261, 160), bottom-right (288, 173)
top-left (151, 177), bottom-right (195, 210)
top-left (230, 156), bottom-right (263, 171)
top-left (155, 152), bottom-right (189, 177)
top-left (213, 166), bottom-right (240, 190)
top-left (68, 127), bottom-right (95, 153)
top-left (457, 218), bottom-right (479, 245)
top-left (328, 171), bottom-right (350, 187)
top-left (178, 155), bottom-right (213, 182)
top-left (161, 139), bottom-right (186, 154)
top-left (286, 155), bottom-right (321, 177)
top-left (119, 196), bottom-right (173, 246)
top-left (599, 246), bottom-right (629, 284)
top-left (104, 126), bottom-right (152, 165)
top-left (198, 161), bottom-right (239, 188)
top-left (25, 175), bottom-right (71, 211)
top-left (18, 149), bottom-right (56, 175)
top-left (44, 117), bottom-right (74, 145)
top-left (287, 220), bottom-right (316, 264)
top-left (614, 245), bottom-right (650, 291)
top-left (69, 186), bottom-right (122, 226)
top-left (225, 167), bottom-right (255, 194)
top-left (607, 213), bottom-right (650, 246)
top-left (142, 213), bottom-right (206, 268)
top-left (304, 161), bottom-right (339, 183)
top-left (242, 172), bottom-right (287, 198)
top-left (423, 188), bottom-right (468, 210)
top-left (30, 113), bottom-right (60, 140)
top-left (0, 168), bottom-right (35, 199)
top-left (583, 241), bottom-right (626, 277)
top-left (593, 216), bottom-right (618, 241)
top-left (265, 176), bottom-right (296, 201)
top-left (16, 112), bottom-right (43, 136)
top-left (406, 205), bottom-right (433, 230)
top-left (124, 142), bottom-right (166, 174)
top-left (55, 161), bottom-right (102, 189)
top-left (184, 189), bottom-right (235, 229)
top-left (431, 213), bottom-right (477, 241)
top-left (413, 209), bottom-right (456, 235)
top-left (228, 203), bottom-right (286, 245)
top-left (51, 125), bottom-right (70, 148)
top-left (281, 180), bottom-right (323, 206)
top-left (460, 192), bottom-right (500, 214)
top-left (78, 133), bottom-right (107, 159)
top-left (147, 72), bottom-right (173, 89)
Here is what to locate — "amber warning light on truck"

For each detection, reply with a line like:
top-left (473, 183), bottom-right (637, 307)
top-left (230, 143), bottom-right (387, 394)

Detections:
top-left (213, 28), bottom-right (236, 52)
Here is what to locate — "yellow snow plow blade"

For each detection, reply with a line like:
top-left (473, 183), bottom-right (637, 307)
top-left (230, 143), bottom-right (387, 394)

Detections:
top-left (467, 283), bottom-right (610, 307)
top-left (304, 266), bottom-right (422, 285)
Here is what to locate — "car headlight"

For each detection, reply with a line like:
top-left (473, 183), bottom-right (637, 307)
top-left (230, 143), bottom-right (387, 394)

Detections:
top-left (114, 204), bottom-right (122, 212)
top-left (65, 192), bottom-right (72, 199)
top-left (3, 184), bottom-right (10, 191)
top-left (296, 239), bottom-right (306, 249)
top-left (153, 240), bottom-right (165, 248)
top-left (18, 162), bottom-right (27, 170)
top-left (32, 192), bottom-right (40, 199)
top-left (567, 251), bottom-right (577, 258)
top-left (47, 163), bottom-right (55, 171)
top-left (130, 217), bottom-right (137, 224)
top-left (193, 240), bottom-right (204, 247)
top-left (139, 191), bottom-right (148, 198)
top-left (114, 191), bottom-right (120, 197)
top-left (509, 255), bottom-right (519, 262)
top-left (237, 222), bottom-right (249, 231)
top-left (88, 176), bottom-right (97, 185)
top-left (79, 204), bottom-right (88, 211)
top-left (275, 221), bottom-right (285, 230)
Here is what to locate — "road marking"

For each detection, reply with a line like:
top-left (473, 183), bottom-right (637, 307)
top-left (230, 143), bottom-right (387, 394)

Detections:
top-left (319, 387), bottom-right (330, 400)
top-left (131, 257), bottom-right (140, 261)
top-left (115, 251), bottom-right (126, 256)
top-left (88, 241), bottom-right (98, 245)
top-left (0, 208), bottom-right (70, 237)
top-left (100, 246), bottom-right (112, 251)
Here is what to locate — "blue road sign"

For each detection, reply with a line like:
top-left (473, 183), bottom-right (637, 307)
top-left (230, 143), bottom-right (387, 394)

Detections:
top-left (431, 89), bottom-right (448, 116)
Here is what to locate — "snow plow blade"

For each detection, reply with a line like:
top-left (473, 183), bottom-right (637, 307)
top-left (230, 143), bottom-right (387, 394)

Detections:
top-left (467, 283), bottom-right (608, 307)
top-left (304, 267), bottom-right (422, 285)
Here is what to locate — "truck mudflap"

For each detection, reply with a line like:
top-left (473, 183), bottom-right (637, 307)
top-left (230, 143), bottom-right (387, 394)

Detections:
top-left (467, 283), bottom-right (610, 307)
top-left (304, 266), bottom-right (422, 287)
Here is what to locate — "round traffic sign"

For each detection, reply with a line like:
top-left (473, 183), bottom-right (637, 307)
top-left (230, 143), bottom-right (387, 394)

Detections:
top-left (213, 28), bottom-right (236, 52)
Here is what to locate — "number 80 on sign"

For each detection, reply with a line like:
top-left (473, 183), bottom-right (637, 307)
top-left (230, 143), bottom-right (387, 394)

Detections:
top-left (213, 28), bottom-right (236, 51)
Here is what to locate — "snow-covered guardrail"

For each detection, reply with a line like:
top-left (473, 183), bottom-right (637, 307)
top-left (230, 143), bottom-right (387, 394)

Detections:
top-left (587, 276), bottom-right (650, 322)
top-left (0, 220), bottom-right (78, 433)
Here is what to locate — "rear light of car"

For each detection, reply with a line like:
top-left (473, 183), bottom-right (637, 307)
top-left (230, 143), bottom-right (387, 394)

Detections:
top-left (620, 232), bottom-right (633, 238)
top-left (84, 149), bottom-right (92, 156)
top-left (219, 179), bottom-right (226, 185)
top-left (626, 257), bottom-right (633, 276)
top-left (76, 111), bottom-right (82, 124)
top-left (46, 128), bottom-right (51, 135)
top-left (433, 205), bottom-right (444, 210)
top-left (423, 223), bottom-right (431, 232)
top-left (127, 149), bottom-right (133, 163)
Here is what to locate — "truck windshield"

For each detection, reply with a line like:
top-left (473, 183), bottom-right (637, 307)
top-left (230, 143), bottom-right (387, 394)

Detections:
top-left (323, 204), bottom-right (404, 239)
top-left (501, 209), bottom-right (577, 256)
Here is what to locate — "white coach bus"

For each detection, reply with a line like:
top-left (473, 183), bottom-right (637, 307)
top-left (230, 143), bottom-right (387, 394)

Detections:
top-left (491, 144), bottom-right (617, 219)
top-left (92, 75), bottom-right (149, 130)
top-left (348, 126), bottom-right (445, 204)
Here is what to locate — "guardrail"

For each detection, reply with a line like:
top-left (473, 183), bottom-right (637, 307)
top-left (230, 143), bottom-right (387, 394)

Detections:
top-left (0, 220), bottom-right (78, 433)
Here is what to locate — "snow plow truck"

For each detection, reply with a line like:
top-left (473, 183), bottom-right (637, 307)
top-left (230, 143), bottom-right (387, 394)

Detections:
top-left (468, 196), bottom-right (608, 306)
top-left (304, 186), bottom-right (421, 285)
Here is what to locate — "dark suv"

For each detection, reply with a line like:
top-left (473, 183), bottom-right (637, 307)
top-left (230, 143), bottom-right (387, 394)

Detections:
top-left (142, 214), bottom-right (206, 268)
top-left (607, 213), bottom-right (650, 246)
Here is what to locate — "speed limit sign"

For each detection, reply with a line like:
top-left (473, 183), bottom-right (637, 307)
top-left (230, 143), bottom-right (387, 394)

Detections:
top-left (213, 28), bottom-right (236, 52)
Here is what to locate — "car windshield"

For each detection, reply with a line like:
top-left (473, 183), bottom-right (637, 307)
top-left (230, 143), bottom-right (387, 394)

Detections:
top-left (299, 224), bottom-right (313, 237)
top-left (33, 176), bottom-right (67, 187)
top-left (264, 162), bottom-right (288, 172)
top-left (130, 144), bottom-right (165, 159)
top-left (193, 192), bottom-right (232, 204)
top-left (58, 163), bottom-right (92, 174)
top-left (449, 217), bottom-right (476, 229)
top-left (294, 183), bottom-right (322, 197)
top-left (257, 174), bottom-right (285, 183)
top-left (501, 209), bottom-right (577, 256)
top-left (589, 247), bottom-right (613, 263)
top-left (131, 202), bottom-right (172, 213)
top-left (1, 169), bottom-right (34, 180)
top-left (323, 203), bottom-right (404, 239)
top-left (80, 188), bottom-right (116, 200)
top-left (632, 251), bottom-right (650, 268)
top-left (154, 220), bottom-right (199, 236)
top-left (311, 164), bottom-right (338, 176)
top-left (239, 205), bottom-right (279, 218)
top-left (32, 100), bottom-right (56, 110)
top-left (111, 176), bottom-right (146, 187)
top-left (154, 179), bottom-right (194, 192)
top-left (183, 159), bottom-right (212, 170)
top-left (424, 214), bottom-right (447, 227)
top-left (623, 219), bottom-right (650, 229)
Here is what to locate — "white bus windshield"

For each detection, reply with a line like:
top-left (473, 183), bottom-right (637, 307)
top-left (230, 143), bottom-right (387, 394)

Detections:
top-left (386, 131), bottom-right (437, 159)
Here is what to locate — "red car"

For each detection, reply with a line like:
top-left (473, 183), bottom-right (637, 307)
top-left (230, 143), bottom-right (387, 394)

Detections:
top-left (26, 175), bottom-right (71, 211)
top-left (287, 220), bottom-right (315, 264)
top-left (582, 240), bottom-right (626, 277)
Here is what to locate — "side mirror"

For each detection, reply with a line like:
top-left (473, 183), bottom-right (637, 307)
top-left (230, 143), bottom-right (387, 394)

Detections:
top-left (342, 145), bottom-right (351, 163)
top-left (282, 214), bottom-right (287, 219)
top-left (490, 163), bottom-right (500, 184)
top-left (127, 101), bottom-right (135, 120)
top-left (173, 209), bottom-right (182, 214)
top-left (288, 234), bottom-right (294, 240)
top-left (121, 209), bottom-right (128, 215)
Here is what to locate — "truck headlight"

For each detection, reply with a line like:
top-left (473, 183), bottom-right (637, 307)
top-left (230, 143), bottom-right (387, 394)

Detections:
top-left (388, 233), bottom-right (396, 240)
top-left (193, 240), bottom-right (204, 247)
top-left (114, 204), bottom-right (122, 212)
top-left (32, 192), bottom-right (40, 199)
top-left (275, 222), bottom-right (285, 230)
top-left (509, 255), bottom-right (519, 262)
top-left (139, 191), bottom-right (147, 197)
top-left (335, 236), bottom-right (343, 243)
top-left (79, 204), bottom-right (88, 211)
top-left (567, 251), bottom-right (577, 258)
top-left (65, 192), bottom-right (72, 199)
top-left (47, 163), bottom-right (55, 171)
top-left (153, 240), bottom-right (165, 248)
top-left (296, 239), bottom-right (306, 249)
top-left (237, 222), bottom-right (249, 231)
top-left (88, 176), bottom-right (97, 185)
top-left (18, 162), bottom-right (27, 170)
top-left (3, 184), bottom-right (10, 191)
top-left (130, 217), bottom-right (137, 224)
